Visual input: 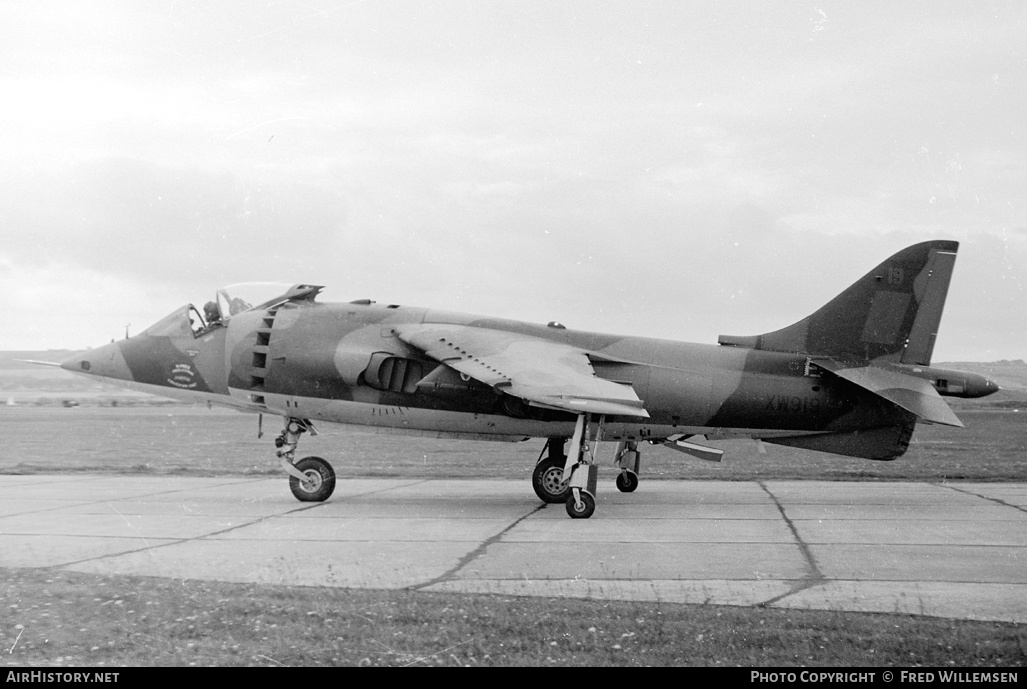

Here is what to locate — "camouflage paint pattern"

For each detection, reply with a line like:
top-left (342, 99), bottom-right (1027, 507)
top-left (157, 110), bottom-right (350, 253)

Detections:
top-left (62, 241), bottom-right (998, 462)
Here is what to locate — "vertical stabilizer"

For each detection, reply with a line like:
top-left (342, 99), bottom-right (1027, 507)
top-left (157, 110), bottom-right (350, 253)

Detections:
top-left (720, 241), bottom-right (958, 363)
top-left (899, 249), bottom-right (956, 365)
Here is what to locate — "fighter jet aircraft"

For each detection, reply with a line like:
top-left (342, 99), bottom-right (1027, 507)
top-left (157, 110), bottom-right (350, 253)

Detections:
top-left (57, 240), bottom-right (998, 518)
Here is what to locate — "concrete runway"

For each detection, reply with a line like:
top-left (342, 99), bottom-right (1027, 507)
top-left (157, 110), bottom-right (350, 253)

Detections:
top-left (1, 475), bottom-right (1024, 623)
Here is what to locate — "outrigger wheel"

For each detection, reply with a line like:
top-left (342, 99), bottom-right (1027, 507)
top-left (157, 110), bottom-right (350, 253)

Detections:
top-left (615, 471), bottom-right (639, 493)
top-left (288, 456), bottom-right (336, 502)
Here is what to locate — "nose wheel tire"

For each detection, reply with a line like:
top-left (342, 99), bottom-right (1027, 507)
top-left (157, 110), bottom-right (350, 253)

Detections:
top-left (532, 457), bottom-right (570, 504)
top-left (289, 456), bottom-right (336, 502)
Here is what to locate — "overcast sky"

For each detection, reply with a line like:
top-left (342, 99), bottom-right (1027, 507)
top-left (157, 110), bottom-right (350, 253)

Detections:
top-left (1, 1), bottom-right (1023, 361)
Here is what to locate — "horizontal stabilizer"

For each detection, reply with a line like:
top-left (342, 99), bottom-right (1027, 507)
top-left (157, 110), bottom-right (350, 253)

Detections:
top-left (663, 435), bottom-right (724, 462)
top-left (813, 358), bottom-right (963, 427)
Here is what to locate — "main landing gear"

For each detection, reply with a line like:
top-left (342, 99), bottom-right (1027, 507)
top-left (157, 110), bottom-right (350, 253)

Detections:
top-left (531, 416), bottom-right (644, 519)
top-left (532, 438), bottom-right (571, 504)
top-left (275, 417), bottom-right (336, 502)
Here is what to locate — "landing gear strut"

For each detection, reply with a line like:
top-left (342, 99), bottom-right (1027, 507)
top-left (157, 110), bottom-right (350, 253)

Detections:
top-left (534, 424), bottom-right (644, 518)
top-left (562, 415), bottom-right (599, 519)
top-left (275, 417), bottom-right (336, 502)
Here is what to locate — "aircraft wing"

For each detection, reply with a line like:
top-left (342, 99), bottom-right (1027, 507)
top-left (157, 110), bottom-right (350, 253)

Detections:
top-left (812, 358), bottom-right (963, 427)
top-left (395, 324), bottom-right (649, 417)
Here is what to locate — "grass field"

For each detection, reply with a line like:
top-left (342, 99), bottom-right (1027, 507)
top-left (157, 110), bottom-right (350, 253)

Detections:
top-left (3, 568), bottom-right (1025, 667)
top-left (1, 405), bottom-right (1024, 667)
top-left (1, 405), bottom-right (1024, 482)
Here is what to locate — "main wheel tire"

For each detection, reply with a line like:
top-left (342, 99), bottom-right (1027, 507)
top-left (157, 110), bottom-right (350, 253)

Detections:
top-left (565, 492), bottom-right (595, 519)
top-left (615, 471), bottom-right (639, 493)
top-left (532, 457), bottom-right (570, 504)
top-left (289, 456), bottom-right (336, 502)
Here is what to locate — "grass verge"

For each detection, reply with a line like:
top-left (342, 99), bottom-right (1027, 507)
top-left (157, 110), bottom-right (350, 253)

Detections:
top-left (2, 568), bottom-right (1025, 667)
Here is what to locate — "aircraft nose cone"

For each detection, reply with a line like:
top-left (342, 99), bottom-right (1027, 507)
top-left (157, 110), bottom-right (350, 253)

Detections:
top-left (60, 351), bottom-right (91, 374)
top-left (61, 341), bottom-right (132, 382)
top-left (984, 379), bottom-right (1000, 396)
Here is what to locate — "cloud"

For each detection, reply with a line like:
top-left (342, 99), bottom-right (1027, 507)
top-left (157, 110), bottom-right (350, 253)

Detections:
top-left (0, 158), bottom-right (349, 287)
top-left (0, 258), bottom-right (151, 349)
top-left (0, 3), bottom-right (1023, 359)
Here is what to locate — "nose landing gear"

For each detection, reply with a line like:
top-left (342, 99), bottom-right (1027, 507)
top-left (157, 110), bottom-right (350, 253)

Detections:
top-left (275, 417), bottom-right (336, 502)
top-left (288, 456), bottom-right (336, 502)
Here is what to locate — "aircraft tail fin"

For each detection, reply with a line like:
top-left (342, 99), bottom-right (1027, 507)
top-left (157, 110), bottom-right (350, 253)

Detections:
top-left (718, 240), bottom-right (958, 364)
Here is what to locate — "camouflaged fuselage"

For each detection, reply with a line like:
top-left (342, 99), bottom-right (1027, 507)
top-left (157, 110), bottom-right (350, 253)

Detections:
top-left (59, 241), bottom-right (999, 463)
top-left (65, 299), bottom-right (912, 449)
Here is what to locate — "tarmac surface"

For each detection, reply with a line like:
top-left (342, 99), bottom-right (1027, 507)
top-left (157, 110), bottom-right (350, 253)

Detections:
top-left (1, 475), bottom-right (1025, 623)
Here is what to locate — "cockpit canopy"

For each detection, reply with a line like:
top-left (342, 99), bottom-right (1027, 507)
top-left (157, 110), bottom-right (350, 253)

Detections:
top-left (216, 282), bottom-right (304, 321)
top-left (139, 283), bottom-right (323, 339)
